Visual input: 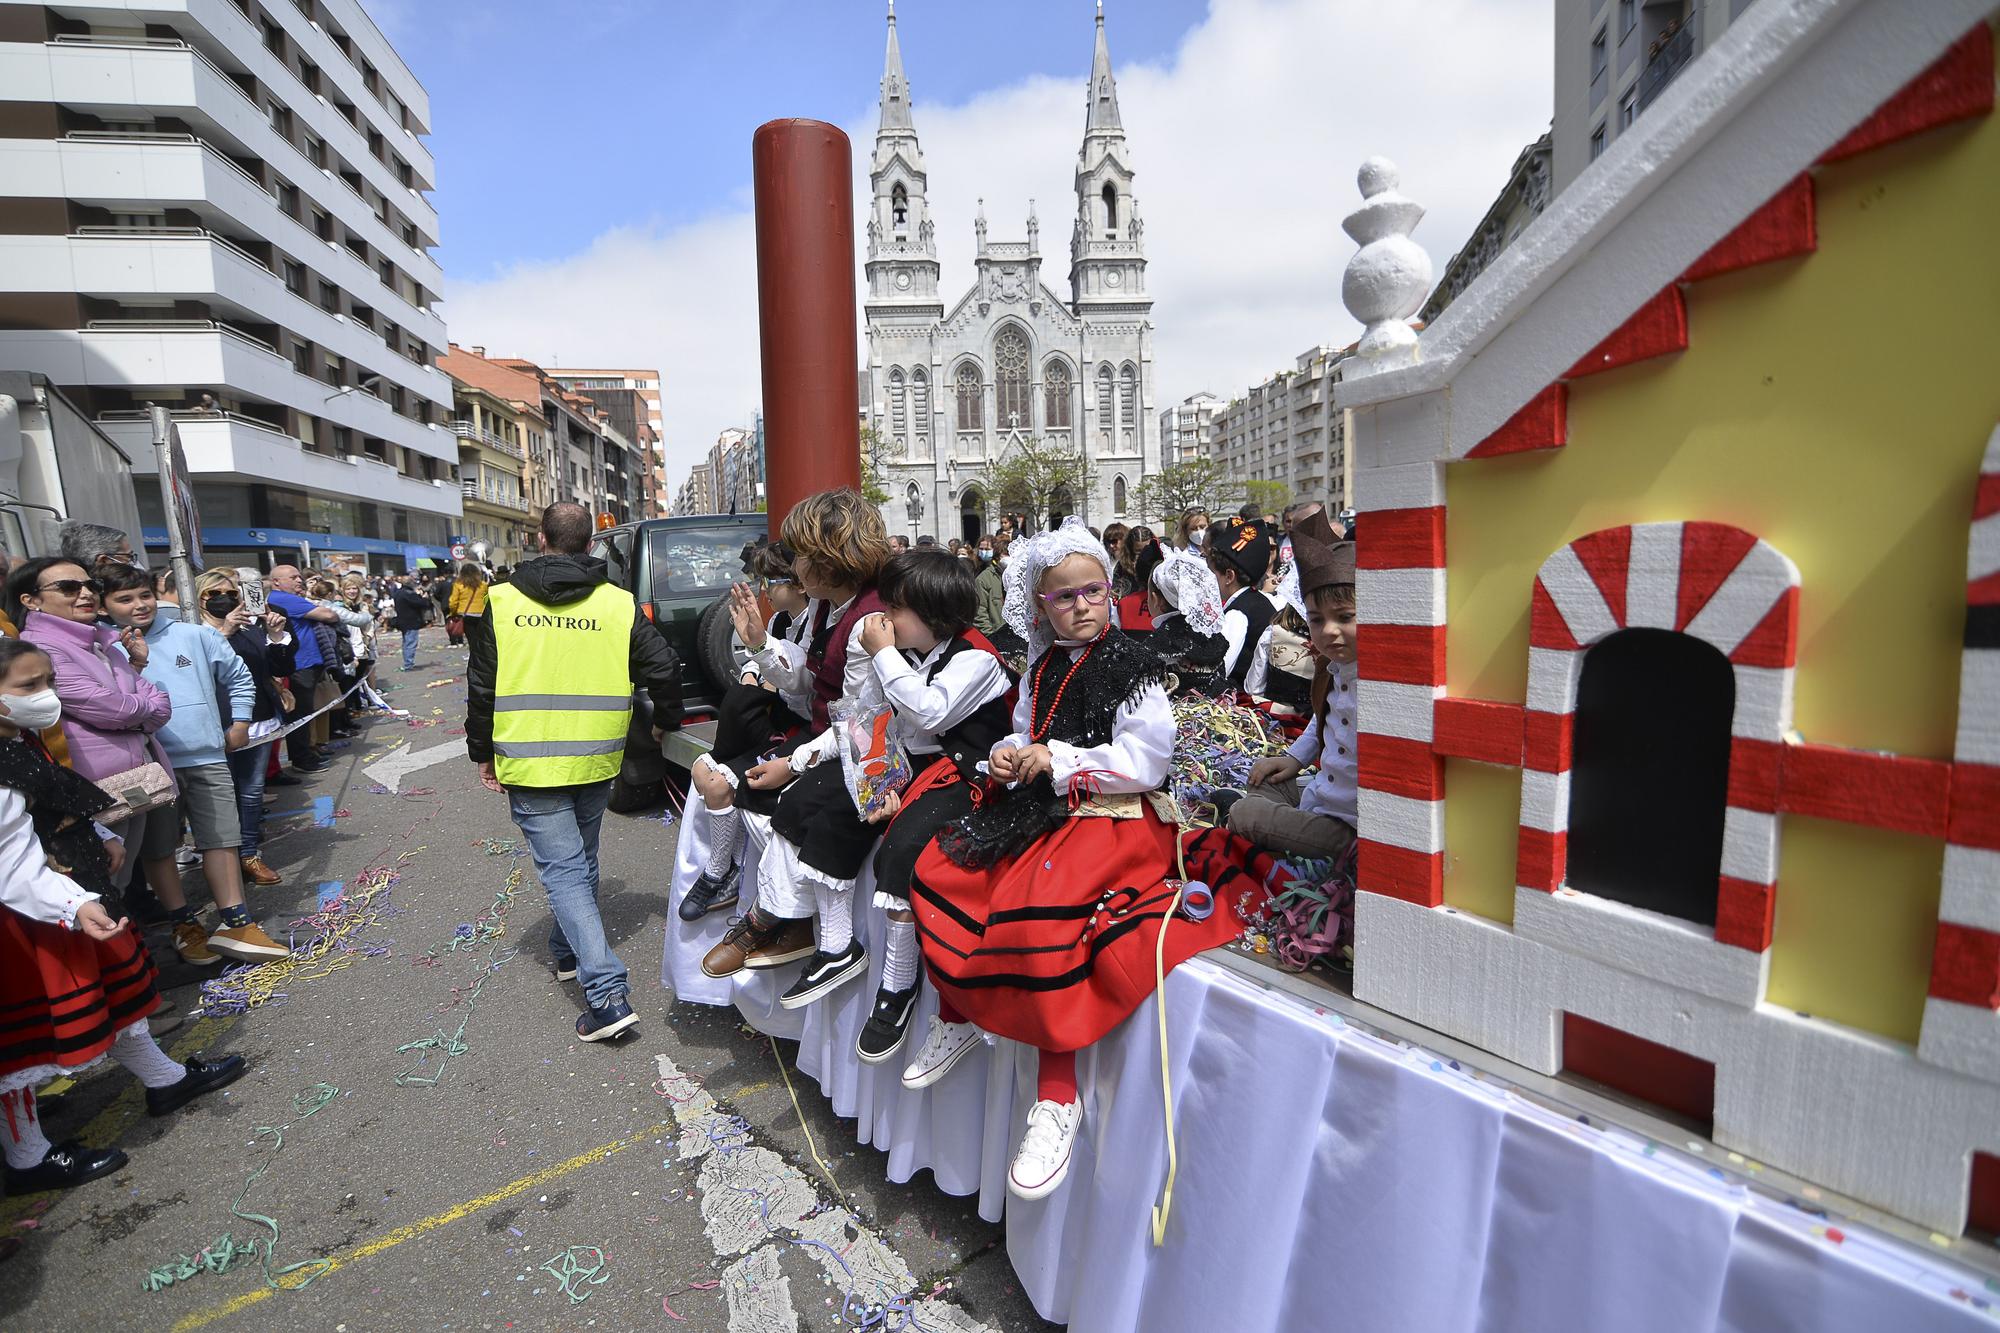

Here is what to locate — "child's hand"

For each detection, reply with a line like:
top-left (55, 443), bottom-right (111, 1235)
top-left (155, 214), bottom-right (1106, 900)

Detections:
top-left (1013, 744), bottom-right (1055, 784)
top-left (73, 901), bottom-right (129, 941)
top-left (746, 758), bottom-right (794, 790)
top-left (988, 746), bottom-right (1022, 783)
top-left (859, 612), bottom-right (897, 655)
top-left (865, 788), bottom-right (903, 823)
top-left (729, 584), bottom-right (766, 651)
top-left (223, 721), bottom-right (251, 752)
top-left (1247, 755), bottom-right (1301, 787)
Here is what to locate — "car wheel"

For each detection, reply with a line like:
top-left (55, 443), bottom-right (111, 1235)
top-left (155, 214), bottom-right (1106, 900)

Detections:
top-left (695, 595), bottom-right (737, 695)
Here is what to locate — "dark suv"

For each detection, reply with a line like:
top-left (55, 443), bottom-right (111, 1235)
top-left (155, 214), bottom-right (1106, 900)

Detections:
top-left (588, 513), bottom-right (764, 808)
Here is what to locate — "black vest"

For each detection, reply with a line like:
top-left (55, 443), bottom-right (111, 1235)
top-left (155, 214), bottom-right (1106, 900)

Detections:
top-left (923, 635), bottom-right (1018, 782)
top-left (1222, 589), bottom-right (1276, 689)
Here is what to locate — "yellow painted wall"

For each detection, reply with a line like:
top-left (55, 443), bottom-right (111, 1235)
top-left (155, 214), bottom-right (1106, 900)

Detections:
top-left (1442, 759), bottom-right (1521, 924)
top-left (1437, 111), bottom-right (2000, 1043)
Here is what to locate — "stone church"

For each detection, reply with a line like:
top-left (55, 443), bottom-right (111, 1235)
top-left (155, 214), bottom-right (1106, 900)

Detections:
top-left (864, 3), bottom-right (1160, 544)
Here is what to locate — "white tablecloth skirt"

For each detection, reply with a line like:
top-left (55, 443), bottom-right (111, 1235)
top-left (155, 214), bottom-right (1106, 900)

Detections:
top-left (660, 805), bottom-right (1994, 1331)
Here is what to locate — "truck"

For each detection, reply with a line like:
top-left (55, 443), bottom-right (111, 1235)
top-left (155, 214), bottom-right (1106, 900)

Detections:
top-left (0, 371), bottom-right (144, 560)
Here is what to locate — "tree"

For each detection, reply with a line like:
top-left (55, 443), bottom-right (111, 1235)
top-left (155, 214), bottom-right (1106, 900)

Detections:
top-left (1132, 457), bottom-right (1243, 524)
top-left (1242, 478), bottom-right (1291, 518)
top-left (987, 435), bottom-right (1095, 533)
top-left (858, 425), bottom-right (902, 506)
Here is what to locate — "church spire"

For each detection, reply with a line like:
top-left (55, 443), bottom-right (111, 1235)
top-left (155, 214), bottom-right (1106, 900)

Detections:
top-left (879, 0), bottom-right (913, 134)
top-left (1085, 0), bottom-right (1122, 137)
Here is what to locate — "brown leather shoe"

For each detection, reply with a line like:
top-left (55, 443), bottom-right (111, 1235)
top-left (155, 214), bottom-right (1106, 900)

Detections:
top-left (241, 855), bottom-right (282, 887)
top-left (701, 914), bottom-right (815, 979)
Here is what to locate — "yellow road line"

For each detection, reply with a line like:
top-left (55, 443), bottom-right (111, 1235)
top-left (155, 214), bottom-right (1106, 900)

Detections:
top-left (169, 1117), bottom-right (675, 1332)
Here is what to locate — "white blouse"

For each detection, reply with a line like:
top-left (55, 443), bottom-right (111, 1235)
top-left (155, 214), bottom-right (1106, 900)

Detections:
top-left (995, 641), bottom-right (1175, 796)
top-left (0, 788), bottom-right (104, 930)
top-left (1220, 588), bottom-right (1274, 695)
top-left (1287, 658), bottom-right (1359, 824)
top-left (871, 641), bottom-right (1011, 756)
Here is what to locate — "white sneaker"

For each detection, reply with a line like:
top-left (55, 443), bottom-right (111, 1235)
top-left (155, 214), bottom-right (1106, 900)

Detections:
top-left (1008, 1099), bottom-right (1082, 1201)
top-left (174, 844), bottom-right (199, 868)
top-left (900, 1016), bottom-right (982, 1090)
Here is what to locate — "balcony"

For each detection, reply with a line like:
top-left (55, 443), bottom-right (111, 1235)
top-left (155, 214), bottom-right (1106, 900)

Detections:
top-left (449, 419), bottom-right (526, 461)
top-left (1636, 11), bottom-right (1699, 112)
top-left (461, 480), bottom-right (530, 512)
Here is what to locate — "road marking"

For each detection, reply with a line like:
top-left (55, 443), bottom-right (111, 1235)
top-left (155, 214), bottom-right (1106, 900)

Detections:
top-left (169, 1117), bottom-right (674, 1331)
top-left (654, 1051), bottom-right (995, 1333)
top-left (360, 737), bottom-right (462, 793)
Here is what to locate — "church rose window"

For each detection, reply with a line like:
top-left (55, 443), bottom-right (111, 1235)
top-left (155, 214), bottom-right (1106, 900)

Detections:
top-left (995, 328), bottom-right (1031, 429)
top-left (956, 362), bottom-right (983, 431)
top-left (1044, 360), bottom-right (1072, 428)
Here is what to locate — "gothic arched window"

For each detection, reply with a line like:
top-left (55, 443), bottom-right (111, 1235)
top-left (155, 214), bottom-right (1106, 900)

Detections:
top-left (955, 361), bottom-right (983, 432)
top-left (1119, 364), bottom-right (1138, 442)
top-left (1113, 475), bottom-right (1127, 515)
top-left (1044, 360), bottom-right (1072, 429)
top-left (888, 366), bottom-right (907, 439)
top-left (1102, 181), bottom-right (1117, 235)
top-left (911, 367), bottom-right (930, 451)
top-left (891, 183), bottom-right (908, 230)
top-left (994, 328), bottom-right (1031, 430)
top-left (1096, 363), bottom-right (1115, 444)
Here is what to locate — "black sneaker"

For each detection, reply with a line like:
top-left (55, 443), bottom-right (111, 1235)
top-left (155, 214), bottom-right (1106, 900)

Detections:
top-left (855, 985), bottom-right (919, 1064)
top-left (4, 1140), bottom-right (128, 1194)
top-left (576, 996), bottom-right (638, 1042)
top-left (778, 941), bottom-right (867, 1010)
top-left (679, 864), bottom-right (741, 923)
top-left (145, 1054), bottom-right (248, 1117)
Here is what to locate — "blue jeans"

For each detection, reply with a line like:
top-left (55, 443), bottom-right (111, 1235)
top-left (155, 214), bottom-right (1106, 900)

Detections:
top-left (227, 743), bottom-right (270, 860)
top-left (507, 780), bottom-right (625, 1009)
top-left (401, 628), bottom-right (419, 669)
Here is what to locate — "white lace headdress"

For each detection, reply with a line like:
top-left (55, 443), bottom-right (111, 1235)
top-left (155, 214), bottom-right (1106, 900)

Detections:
top-left (1150, 547), bottom-right (1226, 636)
top-left (1003, 517), bottom-right (1115, 660)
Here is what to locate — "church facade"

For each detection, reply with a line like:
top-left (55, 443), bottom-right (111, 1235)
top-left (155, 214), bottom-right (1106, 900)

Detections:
top-left (863, 5), bottom-right (1161, 544)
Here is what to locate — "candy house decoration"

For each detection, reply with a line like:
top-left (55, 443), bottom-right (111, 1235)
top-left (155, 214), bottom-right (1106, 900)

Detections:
top-left (1335, 0), bottom-right (2000, 1234)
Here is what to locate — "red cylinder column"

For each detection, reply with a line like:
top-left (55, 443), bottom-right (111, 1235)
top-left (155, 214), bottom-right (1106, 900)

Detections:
top-left (753, 118), bottom-right (861, 539)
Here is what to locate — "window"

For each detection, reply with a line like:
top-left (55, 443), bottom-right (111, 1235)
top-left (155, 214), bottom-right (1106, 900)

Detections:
top-left (994, 328), bottom-right (1031, 429)
top-left (1590, 125), bottom-right (1607, 160)
top-left (318, 280), bottom-right (339, 314)
top-left (1113, 475), bottom-right (1127, 515)
top-left (954, 362), bottom-right (983, 431)
top-left (911, 367), bottom-right (929, 446)
top-left (1620, 88), bottom-right (1638, 130)
top-left (889, 366), bottom-right (907, 438)
top-left (1590, 28), bottom-right (1609, 106)
top-left (274, 179), bottom-right (299, 220)
top-left (1567, 628), bottom-right (1733, 926)
top-left (291, 340), bottom-right (312, 374)
top-left (283, 259), bottom-right (306, 296)
top-left (268, 103), bottom-right (293, 142)
top-left (1618, 0), bottom-right (1636, 36)
top-left (1118, 365), bottom-right (1137, 439)
top-left (297, 58), bottom-right (320, 96)
top-left (1044, 360), bottom-right (1072, 428)
top-left (305, 134), bottom-right (325, 169)
top-left (1101, 181), bottom-right (1117, 234)
top-left (1096, 364), bottom-right (1115, 442)
top-left (891, 183), bottom-right (908, 229)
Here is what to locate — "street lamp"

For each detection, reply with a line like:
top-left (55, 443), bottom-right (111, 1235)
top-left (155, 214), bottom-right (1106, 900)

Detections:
top-left (322, 374), bottom-right (384, 403)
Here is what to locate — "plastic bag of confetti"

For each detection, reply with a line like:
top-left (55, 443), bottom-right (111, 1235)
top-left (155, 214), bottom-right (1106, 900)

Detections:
top-left (834, 698), bottom-right (912, 820)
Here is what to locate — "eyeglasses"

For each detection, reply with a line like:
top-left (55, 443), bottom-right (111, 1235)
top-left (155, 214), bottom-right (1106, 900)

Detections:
top-left (759, 577), bottom-right (794, 588)
top-left (1038, 582), bottom-right (1111, 611)
top-left (36, 579), bottom-right (98, 598)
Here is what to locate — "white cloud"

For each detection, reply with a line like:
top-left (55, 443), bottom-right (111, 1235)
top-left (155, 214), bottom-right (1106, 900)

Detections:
top-left (443, 0), bottom-right (1551, 489)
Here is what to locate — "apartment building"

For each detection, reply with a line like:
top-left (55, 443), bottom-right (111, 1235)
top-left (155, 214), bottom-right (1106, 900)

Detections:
top-left (672, 460), bottom-right (714, 517)
top-left (548, 367), bottom-right (665, 517)
top-left (0, 0), bottom-right (456, 571)
top-left (1206, 344), bottom-right (1355, 515)
top-left (1553, 0), bottom-right (1761, 193)
top-left (437, 344), bottom-right (533, 567)
top-left (1419, 132), bottom-right (1552, 325)
top-left (1159, 390), bottom-right (1225, 468)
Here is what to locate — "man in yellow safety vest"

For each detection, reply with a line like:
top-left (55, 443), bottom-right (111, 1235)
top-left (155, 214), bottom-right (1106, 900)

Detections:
top-left (465, 501), bottom-right (682, 1041)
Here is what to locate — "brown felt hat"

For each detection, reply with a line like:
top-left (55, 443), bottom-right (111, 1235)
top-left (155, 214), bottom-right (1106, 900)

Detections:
top-left (1290, 507), bottom-right (1341, 547)
top-left (1293, 533), bottom-right (1355, 600)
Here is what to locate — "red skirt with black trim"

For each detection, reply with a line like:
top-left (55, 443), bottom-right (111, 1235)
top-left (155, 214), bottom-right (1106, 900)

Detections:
top-left (910, 806), bottom-right (1277, 1052)
top-left (0, 907), bottom-right (159, 1089)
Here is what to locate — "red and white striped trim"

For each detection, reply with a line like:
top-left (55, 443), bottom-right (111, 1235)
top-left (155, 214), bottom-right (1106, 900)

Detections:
top-left (1921, 424), bottom-right (2000, 1081)
top-left (1519, 522), bottom-right (1800, 963)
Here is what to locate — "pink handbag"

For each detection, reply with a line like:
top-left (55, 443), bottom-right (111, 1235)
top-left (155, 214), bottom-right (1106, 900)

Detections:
top-left (92, 761), bottom-right (178, 823)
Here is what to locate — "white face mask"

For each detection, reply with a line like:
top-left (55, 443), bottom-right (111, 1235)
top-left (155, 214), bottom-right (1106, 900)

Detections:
top-left (1, 688), bottom-right (63, 732)
top-left (1188, 527), bottom-right (1208, 549)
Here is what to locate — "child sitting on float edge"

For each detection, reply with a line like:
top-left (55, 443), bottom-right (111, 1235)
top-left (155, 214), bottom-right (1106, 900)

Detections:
top-left (1205, 516), bottom-right (1277, 698)
top-left (700, 489), bottom-right (891, 982)
top-left (847, 550), bottom-right (1014, 1062)
top-left (904, 518), bottom-right (1270, 1201)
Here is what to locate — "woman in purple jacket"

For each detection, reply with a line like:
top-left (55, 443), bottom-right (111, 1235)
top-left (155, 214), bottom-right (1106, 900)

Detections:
top-left (4, 559), bottom-right (201, 961)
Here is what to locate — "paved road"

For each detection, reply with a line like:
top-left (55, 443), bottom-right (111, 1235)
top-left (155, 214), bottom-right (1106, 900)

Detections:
top-left (0, 628), bottom-right (1055, 1332)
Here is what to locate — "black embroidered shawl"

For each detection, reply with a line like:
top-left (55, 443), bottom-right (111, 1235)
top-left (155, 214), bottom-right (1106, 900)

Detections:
top-left (0, 735), bottom-right (117, 897)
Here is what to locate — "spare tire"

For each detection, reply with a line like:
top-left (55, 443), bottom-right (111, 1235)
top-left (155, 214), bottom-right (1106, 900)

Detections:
top-left (694, 595), bottom-right (738, 697)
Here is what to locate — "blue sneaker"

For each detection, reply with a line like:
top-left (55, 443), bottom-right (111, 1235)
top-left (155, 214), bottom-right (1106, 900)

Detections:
top-left (576, 997), bottom-right (638, 1042)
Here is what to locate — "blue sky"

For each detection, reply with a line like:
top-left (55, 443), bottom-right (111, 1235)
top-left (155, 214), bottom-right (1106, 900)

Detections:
top-left (378, 0), bottom-right (1211, 280)
top-left (370, 0), bottom-right (1552, 481)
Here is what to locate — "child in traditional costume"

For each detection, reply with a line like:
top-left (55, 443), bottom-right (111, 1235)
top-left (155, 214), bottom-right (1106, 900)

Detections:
top-left (1144, 547), bottom-right (1229, 696)
top-left (846, 551), bottom-right (1014, 1062)
top-left (700, 490), bottom-right (892, 980)
top-left (1206, 517), bottom-right (1277, 697)
top-left (905, 519), bottom-right (1269, 1200)
top-left (0, 640), bottom-right (246, 1193)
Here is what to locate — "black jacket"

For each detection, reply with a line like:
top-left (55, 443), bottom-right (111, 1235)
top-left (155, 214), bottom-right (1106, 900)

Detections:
top-left (389, 586), bottom-right (430, 632)
top-left (463, 553), bottom-right (684, 765)
top-left (226, 625), bottom-right (295, 722)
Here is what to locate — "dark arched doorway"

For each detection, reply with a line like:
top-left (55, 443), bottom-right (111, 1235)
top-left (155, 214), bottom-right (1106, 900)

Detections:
top-left (1565, 628), bottom-right (1735, 926)
top-left (960, 488), bottom-right (985, 545)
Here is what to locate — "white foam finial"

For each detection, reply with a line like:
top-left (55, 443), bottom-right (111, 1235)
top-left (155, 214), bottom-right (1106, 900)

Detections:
top-left (1341, 156), bottom-right (1432, 376)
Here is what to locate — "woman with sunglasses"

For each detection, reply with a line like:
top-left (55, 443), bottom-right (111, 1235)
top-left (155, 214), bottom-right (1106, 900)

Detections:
top-left (4, 560), bottom-right (191, 949)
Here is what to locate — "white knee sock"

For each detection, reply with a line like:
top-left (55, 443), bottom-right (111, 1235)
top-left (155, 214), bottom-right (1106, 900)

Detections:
top-left (1, 1089), bottom-right (53, 1169)
top-left (111, 1020), bottom-right (187, 1089)
top-left (881, 917), bottom-right (919, 993)
top-left (703, 807), bottom-right (741, 881)
top-left (814, 885), bottom-right (855, 954)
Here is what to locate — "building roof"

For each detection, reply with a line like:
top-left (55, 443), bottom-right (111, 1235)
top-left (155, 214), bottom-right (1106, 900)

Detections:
top-left (437, 344), bottom-right (547, 421)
